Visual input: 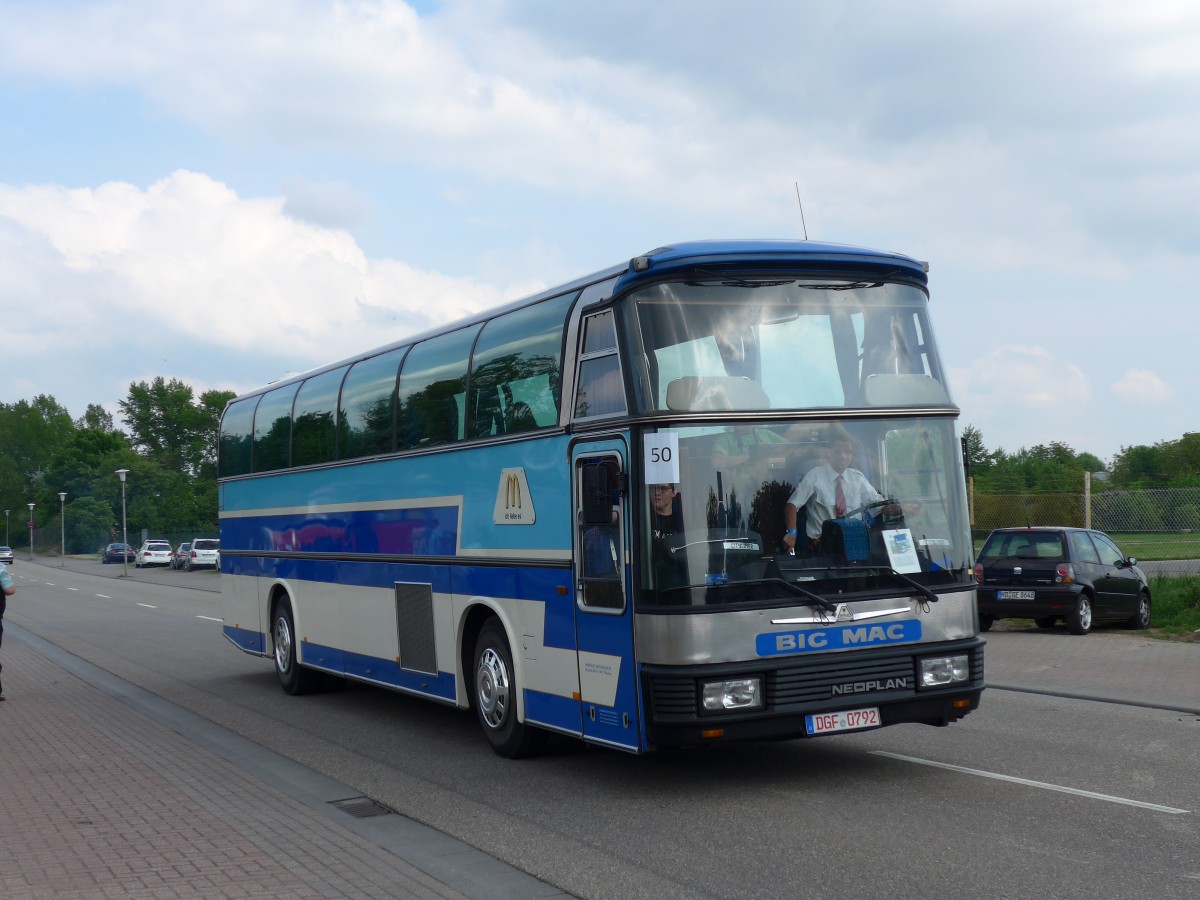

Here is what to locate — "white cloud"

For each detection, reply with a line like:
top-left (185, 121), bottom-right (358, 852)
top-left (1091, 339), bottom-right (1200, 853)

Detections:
top-left (1111, 369), bottom-right (1171, 404)
top-left (0, 170), bottom-right (514, 409)
top-left (952, 345), bottom-right (1090, 414)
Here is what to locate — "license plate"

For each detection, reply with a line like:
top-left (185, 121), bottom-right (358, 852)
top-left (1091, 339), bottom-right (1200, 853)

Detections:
top-left (997, 590), bottom-right (1035, 600)
top-left (805, 707), bottom-right (879, 735)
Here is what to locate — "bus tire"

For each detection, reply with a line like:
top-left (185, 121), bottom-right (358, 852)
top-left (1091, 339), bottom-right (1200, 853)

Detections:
top-left (273, 598), bottom-right (322, 695)
top-left (473, 618), bottom-right (547, 759)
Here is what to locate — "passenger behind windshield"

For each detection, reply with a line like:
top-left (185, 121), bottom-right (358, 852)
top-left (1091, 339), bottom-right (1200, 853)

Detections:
top-left (649, 483), bottom-right (686, 588)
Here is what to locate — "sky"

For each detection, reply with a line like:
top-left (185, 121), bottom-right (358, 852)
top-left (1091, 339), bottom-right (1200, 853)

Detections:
top-left (2, 0), bottom-right (1197, 465)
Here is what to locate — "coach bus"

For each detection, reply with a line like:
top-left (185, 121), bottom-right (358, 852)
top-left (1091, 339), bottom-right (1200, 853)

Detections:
top-left (218, 240), bottom-right (984, 757)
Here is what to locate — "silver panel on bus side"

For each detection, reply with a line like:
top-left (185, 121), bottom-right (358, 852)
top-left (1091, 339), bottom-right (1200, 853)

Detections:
top-left (633, 588), bottom-right (977, 666)
top-left (558, 276), bottom-right (619, 428)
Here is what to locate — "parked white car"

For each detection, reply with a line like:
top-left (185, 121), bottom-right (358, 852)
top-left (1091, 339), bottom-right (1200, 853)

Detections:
top-left (135, 540), bottom-right (174, 568)
top-left (185, 538), bottom-right (220, 571)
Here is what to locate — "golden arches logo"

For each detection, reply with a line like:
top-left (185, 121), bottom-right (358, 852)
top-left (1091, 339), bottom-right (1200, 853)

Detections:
top-left (505, 473), bottom-right (523, 509)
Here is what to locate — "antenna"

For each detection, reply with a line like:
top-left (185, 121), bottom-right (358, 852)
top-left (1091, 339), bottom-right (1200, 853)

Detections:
top-left (794, 182), bottom-right (809, 240)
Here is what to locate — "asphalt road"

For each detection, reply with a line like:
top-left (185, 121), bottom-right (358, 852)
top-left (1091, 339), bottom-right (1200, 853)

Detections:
top-left (8, 557), bottom-right (1200, 899)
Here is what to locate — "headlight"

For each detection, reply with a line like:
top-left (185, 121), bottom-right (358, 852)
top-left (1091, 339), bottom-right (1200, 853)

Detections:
top-left (701, 677), bottom-right (764, 712)
top-left (919, 655), bottom-right (969, 687)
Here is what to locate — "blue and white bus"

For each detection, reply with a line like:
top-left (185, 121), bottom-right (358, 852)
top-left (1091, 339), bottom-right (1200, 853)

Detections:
top-left (219, 240), bottom-right (984, 757)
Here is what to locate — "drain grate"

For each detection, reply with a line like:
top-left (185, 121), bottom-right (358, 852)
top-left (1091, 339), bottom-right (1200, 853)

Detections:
top-left (329, 796), bottom-right (393, 819)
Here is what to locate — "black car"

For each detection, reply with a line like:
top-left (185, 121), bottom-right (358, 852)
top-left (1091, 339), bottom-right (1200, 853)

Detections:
top-left (974, 527), bottom-right (1150, 635)
top-left (101, 542), bottom-right (135, 564)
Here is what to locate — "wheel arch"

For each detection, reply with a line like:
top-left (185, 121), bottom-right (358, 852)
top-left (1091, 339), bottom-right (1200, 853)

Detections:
top-left (266, 580), bottom-right (298, 659)
top-left (459, 599), bottom-right (527, 721)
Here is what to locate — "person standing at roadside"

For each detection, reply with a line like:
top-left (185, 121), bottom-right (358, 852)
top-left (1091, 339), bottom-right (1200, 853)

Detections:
top-left (0, 561), bottom-right (13, 700)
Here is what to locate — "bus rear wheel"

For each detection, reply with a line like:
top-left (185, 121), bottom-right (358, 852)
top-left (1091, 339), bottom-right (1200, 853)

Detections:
top-left (273, 598), bottom-right (322, 695)
top-left (473, 618), bottom-right (547, 758)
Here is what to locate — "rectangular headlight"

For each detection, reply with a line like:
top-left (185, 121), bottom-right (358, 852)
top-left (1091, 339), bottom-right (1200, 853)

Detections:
top-left (919, 654), bottom-right (970, 687)
top-left (701, 677), bottom-right (763, 712)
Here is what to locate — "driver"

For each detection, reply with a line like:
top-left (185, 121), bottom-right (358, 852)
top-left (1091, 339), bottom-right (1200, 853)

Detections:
top-left (782, 433), bottom-right (907, 553)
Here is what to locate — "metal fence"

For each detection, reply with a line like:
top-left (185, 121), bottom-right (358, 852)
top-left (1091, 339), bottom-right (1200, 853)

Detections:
top-left (970, 482), bottom-right (1200, 575)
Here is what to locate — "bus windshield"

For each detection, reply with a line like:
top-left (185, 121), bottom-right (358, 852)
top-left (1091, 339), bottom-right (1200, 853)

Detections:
top-left (638, 416), bottom-right (971, 608)
top-left (623, 277), bottom-right (950, 413)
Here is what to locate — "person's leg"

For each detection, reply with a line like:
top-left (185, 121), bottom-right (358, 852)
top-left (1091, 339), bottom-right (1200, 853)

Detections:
top-left (0, 594), bottom-right (6, 698)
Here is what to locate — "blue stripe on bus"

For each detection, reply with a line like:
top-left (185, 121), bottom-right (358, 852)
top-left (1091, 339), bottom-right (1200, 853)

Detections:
top-left (220, 506), bottom-right (461, 557)
top-left (524, 688), bottom-right (582, 735)
top-left (224, 624), bottom-right (266, 654)
top-left (220, 437), bottom-right (574, 554)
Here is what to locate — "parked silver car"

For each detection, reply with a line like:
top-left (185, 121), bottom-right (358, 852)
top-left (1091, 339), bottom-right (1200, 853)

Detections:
top-left (135, 540), bottom-right (174, 568)
top-left (185, 538), bottom-right (220, 571)
top-left (170, 542), bottom-right (191, 570)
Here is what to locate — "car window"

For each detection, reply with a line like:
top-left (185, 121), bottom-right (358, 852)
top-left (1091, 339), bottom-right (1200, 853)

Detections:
top-left (1068, 531), bottom-right (1101, 564)
top-left (194, 540), bottom-right (219, 550)
top-left (1090, 532), bottom-right (1125, 566)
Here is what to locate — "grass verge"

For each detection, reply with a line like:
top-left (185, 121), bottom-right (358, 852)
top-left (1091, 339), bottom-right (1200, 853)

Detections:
top-left (1148, 575), bottom-right (1200, 637)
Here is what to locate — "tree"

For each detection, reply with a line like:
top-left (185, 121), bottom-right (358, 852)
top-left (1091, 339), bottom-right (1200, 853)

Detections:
top-left (0, 394), bottom-right (76, 507)
top-left (76, 403), bottom-right (115, 432)
top-left (960, 425), bottom-right (997, 477)
top-left (119, 377), bottom-right (213, 475)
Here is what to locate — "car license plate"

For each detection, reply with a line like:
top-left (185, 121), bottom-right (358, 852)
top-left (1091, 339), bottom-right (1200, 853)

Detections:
top-left (805, 707), bottom-right (879, 735)
top-left (997, 590), bottom-right (1035, 600)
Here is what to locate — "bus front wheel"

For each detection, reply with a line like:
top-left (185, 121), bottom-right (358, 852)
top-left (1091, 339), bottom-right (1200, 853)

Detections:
top-left (273, 598), bottom-right (322, 695)
top-left (473, 619), bottom-right (547, 758)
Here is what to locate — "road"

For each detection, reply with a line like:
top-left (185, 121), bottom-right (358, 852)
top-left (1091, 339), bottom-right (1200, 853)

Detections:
top-left (8, 557), bottom-right (1200, 899)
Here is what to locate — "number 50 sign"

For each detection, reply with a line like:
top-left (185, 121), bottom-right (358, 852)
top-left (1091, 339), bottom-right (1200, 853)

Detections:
top-left (644, 433), bottom-right (679, 484)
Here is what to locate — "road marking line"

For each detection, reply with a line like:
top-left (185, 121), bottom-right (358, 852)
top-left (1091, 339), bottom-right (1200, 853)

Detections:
top-left (870, 751), bottom-right (1190, 814)
top-left (97, 594), bottom-right (111, 599)
top-left (137, 602), bottom-right (158, 609)
top-left (67, 587), bottom-right (79, 591)
top-left (196, 615), bottom-right (223, 622)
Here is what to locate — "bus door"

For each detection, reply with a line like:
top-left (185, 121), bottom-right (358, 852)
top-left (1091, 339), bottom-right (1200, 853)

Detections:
top-left (572, 444), bottom-right (641, 751)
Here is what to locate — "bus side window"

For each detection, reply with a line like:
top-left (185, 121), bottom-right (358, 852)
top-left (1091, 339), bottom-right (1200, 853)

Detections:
top-left (219, 396), bottom-right (258, 478)
top-left (292, 366), bottom-right (346, 466)
top-left (577, 458), bottom-right (624, 610)
top-left (253, 382), bottom-right (299, 472)
top-left (575, 311), bottom-right (626, 420)
top-left (398, 326), bottom-right (479, 449)
top-left (339, 348), bottom-right (405, 459)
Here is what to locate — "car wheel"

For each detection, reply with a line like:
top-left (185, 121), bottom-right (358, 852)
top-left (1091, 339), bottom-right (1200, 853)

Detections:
top-left (1126, 591), bottom-right (1151, 630)
top-left (1034, 616), bottom-right (1057, 629)
top-left (979, 614), bottom-right (995, 632)
top-left (1066, 594), bottom-right (1093, 635)
top-left (473, 618), bottom-right (547, 758)
top-left (273, 598), bottom-right (322, 695)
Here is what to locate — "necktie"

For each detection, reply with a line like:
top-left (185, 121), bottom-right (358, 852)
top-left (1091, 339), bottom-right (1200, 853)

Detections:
top-left (834, 475), bottom-right (846, 517)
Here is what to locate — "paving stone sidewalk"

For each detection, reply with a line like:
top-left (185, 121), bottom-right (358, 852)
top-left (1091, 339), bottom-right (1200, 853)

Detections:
top-left (0, 640), bottom-right (478, 899)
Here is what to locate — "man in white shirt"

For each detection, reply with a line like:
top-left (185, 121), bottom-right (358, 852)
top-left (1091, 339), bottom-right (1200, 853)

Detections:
top-left (781, 437), bottom-right (909, 553)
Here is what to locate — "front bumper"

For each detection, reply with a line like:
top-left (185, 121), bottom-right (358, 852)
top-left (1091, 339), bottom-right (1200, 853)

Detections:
top-left (641, 637), bottom-right (985, 749)
top-left (978, 585), bottom-right (1083, 619)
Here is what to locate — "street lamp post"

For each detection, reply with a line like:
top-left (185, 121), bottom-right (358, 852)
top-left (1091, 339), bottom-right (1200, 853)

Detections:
top-left (28, 502), bottom-right (35, 561)
top-left (59, 492), bottom-right (67, 568)
top-left (4, 509), bottom-right (9, 546)
top-left (116, 469), bottom-right (130, 577)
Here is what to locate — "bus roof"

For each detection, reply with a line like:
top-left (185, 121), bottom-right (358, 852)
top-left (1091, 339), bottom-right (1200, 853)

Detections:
top-left (229, 239), bottom-right (926, 403)
top-left (613, 239), bottom-right (928, 293)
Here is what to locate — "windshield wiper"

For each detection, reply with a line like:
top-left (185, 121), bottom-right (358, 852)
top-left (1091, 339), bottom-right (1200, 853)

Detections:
top-left (713, 577), bottom-right (838, 612)
top-left (852, 566), bottom-right (938, 604)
